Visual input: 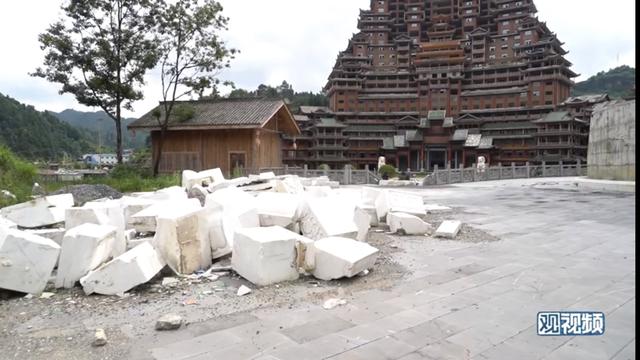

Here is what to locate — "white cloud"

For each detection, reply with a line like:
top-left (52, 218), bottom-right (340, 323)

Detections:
top-left (0, 0), bottom-right (634, 118)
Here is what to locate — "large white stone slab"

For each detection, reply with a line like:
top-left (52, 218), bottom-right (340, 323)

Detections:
top-left (255, 192), bottom-right (301, 228)
top-left (273, 176), bottom-right (305, 194)
top-left (118, 196), bottom-right (157, 229)
top-left (26, 228), bottom-right (66, 246)
top-left (375, 190), bottom-right (425, 222)
top-left (75, 199), bottom-right (128, 257)
top-left (0, 194), bottom-right (74, 229)
top-left (303, 186), bottom-right (333, 198)
top-left (153, 206), bottom-right (212, 275)
top-left (312, 237), bottom-right (379, 281)
top-left (130, 186), bottom-right (187, 202)
top-left (0, 216), bottom-right (17, 229)
top-left (435, 220), bottom-right (462, 239)
top-left (232, 226), bottom-right (299, 286)
top-left (424, 204), bottom-right (453, 213)
top-left (357, 205), bottom-right (379, 227)
top-left (55, 224), bottom-right (116, 289)
top-left (299, 197), bottom-right (358, 241)
top-left (204, 188), bottom-right (260, 259)
top-left (128, 199), bottom-right (201, 233)
top-left (80, 242), bottom-right (166, 296)
top-left (0, 229), bottom-right (61, 294)
top-left (387, 212), bottom-right (433, 235)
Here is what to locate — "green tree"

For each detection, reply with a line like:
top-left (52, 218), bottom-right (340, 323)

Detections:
top-left (31, 0), bottom-right (160, 164)
top-left (153, 0), bottom-right (236, 176)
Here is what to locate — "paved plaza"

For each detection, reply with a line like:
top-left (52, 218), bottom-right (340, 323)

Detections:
top-left (142, 179), bottom-right (635, 360)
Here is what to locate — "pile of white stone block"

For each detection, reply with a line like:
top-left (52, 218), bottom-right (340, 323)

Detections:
top-left (0, 167), bottom-right (464, 296)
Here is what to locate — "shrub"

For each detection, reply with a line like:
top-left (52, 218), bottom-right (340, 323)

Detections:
top-left (318, 164), bottom-right (330, 170)
top-left (0, 146), bottom-right (37, 206)
top-left (378, 164), bottom-right (397, 179)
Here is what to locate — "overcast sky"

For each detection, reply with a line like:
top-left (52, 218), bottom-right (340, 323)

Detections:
top-left (0, 0), bottom-right (635, 117)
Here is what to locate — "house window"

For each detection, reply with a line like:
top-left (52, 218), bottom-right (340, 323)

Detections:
top-left (533, 91), bottom-right (540, 96)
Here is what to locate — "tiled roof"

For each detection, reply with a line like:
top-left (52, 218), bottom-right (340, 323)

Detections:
top-left (562, 94), bottom-right (609, 105)
top-left (478, 136), bottom-right (494, 149)
top-left (294, 115), bottom-right (310, 122)
top-left (129, 98), bottom-right (286, 129)
top-left (464, 134), bottom-right (482, 147)
top-left (532, 111), bottom-right (572, 123)
top-left (299, 106), bottom-right (331, 114)
top-left (316, 118), bottom-right (348, 128)
top-left (482, 121), bottom-right (537, 130)
top-left (452, 129), bottom-right (469, 142)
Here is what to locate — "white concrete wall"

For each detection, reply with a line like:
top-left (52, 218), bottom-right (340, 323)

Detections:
top-left (588, 99), bottom-right (636, 181)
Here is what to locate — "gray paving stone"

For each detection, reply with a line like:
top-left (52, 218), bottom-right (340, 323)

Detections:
top-left (328, 336), bottom-right (417, 360)
top-left (281, 316), bottom-right (355, 344)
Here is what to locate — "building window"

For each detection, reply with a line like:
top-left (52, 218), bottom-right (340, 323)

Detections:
top-left (533, 91), bottom-right (540, 96)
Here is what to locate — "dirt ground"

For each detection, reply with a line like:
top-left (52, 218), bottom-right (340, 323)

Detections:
top-left (0, 208), bottom-right (498, 360)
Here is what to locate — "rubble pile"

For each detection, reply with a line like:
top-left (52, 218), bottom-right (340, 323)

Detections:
top-left (0, 168), bottom-right (462, 298)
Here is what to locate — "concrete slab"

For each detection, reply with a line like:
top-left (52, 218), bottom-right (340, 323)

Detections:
top-left (387, 212), bottom-right (433, 235)
top-left (255, 192), bottom-right (302, 228)
top-left (375, 190), bottom-right (425, 222)
top-left (232, 226), bottom-right (299, 286)
top-left (80, 242), bottom-right (166, 296)
top-left (0, 229), bottom-right (61, 294)
top-left (0, 194), bottom-right (74, 229)
top-left (55, 223), bottom-right (117, 288)
top-left (354, 207), bottom-right (371, 241)
top-left (128, 199), bottom-right (201, 233)
top-left (312, 237), bottom-right (379, 281)
top-left (299, 197), bottom-right (359, 241)
top-left (435, 220), bottom-right (462, 239)
top-left (153, 206), bottom-right (213, 275)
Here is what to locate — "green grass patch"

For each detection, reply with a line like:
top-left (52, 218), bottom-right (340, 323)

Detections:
top-left (0, 145), bottom-right (38, 207)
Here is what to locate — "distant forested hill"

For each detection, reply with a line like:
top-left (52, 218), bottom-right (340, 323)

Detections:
top-left (0, 93), bottom-right (93, 160)
top-left (572, 66), bottom-right (635, 99)
top-left (53, 109), bottom-right (149, 150)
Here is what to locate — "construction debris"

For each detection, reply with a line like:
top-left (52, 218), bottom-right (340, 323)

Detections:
top-left (92, 328), bottom-right (108, 347)
top-left (155, 314), bottom-right (183, 330)
top-left (0, 228), bottom-right (61, 294)
top-left (55, 224), bottom-right (117, 289)
top-left (182, 169), bottom-right (225, 191)
top-left (0, 194), bottom-right (74, 228)
top-left (387, 212), bottom-right (433, 235)
top-left (232, 227), bottom-right (300, 286)
top-left (299, 197), bottom-right (358, 240)
top-left (323, 298), bottom-right (347, 310)
top-left (80, 242), bottom-right (166, 296)
top-left (375, 190), bottom-right (425, 221)
top-left (424, 204), bottom-right (453, 213)
top-left (255, 192), bottom-right (301, 228)
top-left (312, 237), bottom-right (379, 281)
top-left (237, 285), bottom-right (252, 296)
top-left (435, 220), bottom-right (463, 239)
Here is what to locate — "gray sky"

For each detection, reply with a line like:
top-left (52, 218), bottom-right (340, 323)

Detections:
top-left (0, 0), bottom-right (635, 117)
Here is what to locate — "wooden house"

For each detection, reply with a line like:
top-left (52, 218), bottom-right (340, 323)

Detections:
top-left (128, 98), bottom-right (300, 176)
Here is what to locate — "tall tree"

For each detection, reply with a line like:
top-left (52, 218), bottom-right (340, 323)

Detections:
top-left (153, 0), bottom-right (236, 176)
top-left (32, 0), bottom-right (160, 164)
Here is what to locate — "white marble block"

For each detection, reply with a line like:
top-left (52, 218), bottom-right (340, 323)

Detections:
top-left (312, 237), bottom-right (379, 281)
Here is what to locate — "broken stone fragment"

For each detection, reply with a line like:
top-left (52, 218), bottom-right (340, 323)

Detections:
top-left (0, 228), bottom-right (61, 294)
top-left (204, 188), bottom-right (260, 259)
top-left (387, 212), bottom-right (434, 236)
top-left (353, 207), bottom-right (372, 242)
top-left (273, 175), bottom-right (305, 194)
top-left (424, 204), bottom-right (452, 213)
top-left (26, 228), bottom-right (65, 246)
top-left (92, 328), bottom-right (107, 347)
top-left (0, 216), bottom-right (17, 229)
top-left (80, 242), bottom-right (166, 296)
top-left (237, 285), bottom-right (252, 296)
top-left (375, 190), bottom-right (425, 222)
top-left (435, 220), bottom-right (462, 239)
top-left (312, 237), bottom-right (379, 281)
top-left (128, 199), bottom-right (201, 233)
top-left (255, 192), bottom-right (302, 228)
top-left (187, 185), bottom-right (209, 206)
top-left (130, 186), bottom-right (187, 202)
top-left (294, 234), bottom-right (315, 273)
top-left (0, 194), bottom-right (74, 229)
top-left (323, 298), bottom-right (347, 310)
top-left (361, 187), bottom-right (382, 207)
top-left (155, 314), bottom-right (183, 330)
top-left (56, 223), bottom-right (117, 289)
top-left (153, 206), bottom-right (212, 275)
top-left (232, 226), bottom-right (300, 286)
top-left (69, 200), bottom-right (127, 258)
top-left (303, 186), bottom-right (333, 198)
top-left (299, 197), bottom-right (359, 241)
top-left (356, 205), bottom-right (379, 227)
top-left (182, 168), bottom-right (225, 191)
